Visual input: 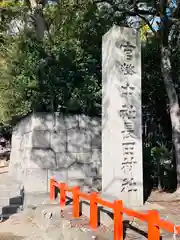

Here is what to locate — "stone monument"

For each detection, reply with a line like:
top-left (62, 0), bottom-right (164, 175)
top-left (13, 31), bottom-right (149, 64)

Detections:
top-left (9, 113), bottom-right (101, 195)
top-left (102, 26), bottom-right (143, 206)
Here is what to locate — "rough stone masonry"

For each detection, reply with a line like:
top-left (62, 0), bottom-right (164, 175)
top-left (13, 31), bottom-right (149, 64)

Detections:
top-left (9, 113), bottom-right (101, 194)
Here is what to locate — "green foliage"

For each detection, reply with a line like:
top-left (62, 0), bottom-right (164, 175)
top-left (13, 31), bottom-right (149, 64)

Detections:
top-left (0, 0), bottom-right (179, 190)
top-left (0, 0), bottom-right (128, 124)
top-left (0, 1), bottom-right (114, 123)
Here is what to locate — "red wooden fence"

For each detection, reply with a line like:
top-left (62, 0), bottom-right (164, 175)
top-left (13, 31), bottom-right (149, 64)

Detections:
top-left (50, 178), bottom-right (180, 240)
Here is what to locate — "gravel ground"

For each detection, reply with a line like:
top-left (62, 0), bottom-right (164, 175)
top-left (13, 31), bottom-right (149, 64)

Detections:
top-left (0, 209), bottom-right (47, 239)
top-left (1, 166), bottom-right (180, 240)
top-left (0, 234), bottom-right (24, 240)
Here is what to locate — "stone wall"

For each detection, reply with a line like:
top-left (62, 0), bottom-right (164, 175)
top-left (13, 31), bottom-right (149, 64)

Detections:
top-left (9, 113), bottom-right (101, 193)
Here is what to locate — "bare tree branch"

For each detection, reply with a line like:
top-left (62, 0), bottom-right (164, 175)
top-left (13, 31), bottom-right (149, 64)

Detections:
top-left (136, 13), bottom-right (156, 34)
top-left (94, 0), bottom-right (156, 15)
top-left (94, 0), bottom-right (156, 34)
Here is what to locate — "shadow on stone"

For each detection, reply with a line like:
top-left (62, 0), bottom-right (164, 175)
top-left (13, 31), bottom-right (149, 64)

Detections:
top-left (9, 113), bottom-right (101, 194)
top-left (1, 195), bottom-right (24, 222)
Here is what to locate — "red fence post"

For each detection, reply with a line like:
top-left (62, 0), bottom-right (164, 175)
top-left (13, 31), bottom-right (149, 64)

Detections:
top-left (50, 178), bottom-right (55, 200)
top-left (90, 192), bottom-right (98, 229)
top-left (114, 200), bottom-right (123, 240)
top-left (72, 186), bottom-right (80, 218)
top-left (148, 210), bottom-right (160, 240)
top-left (59, 183), bottom-right (66, 207)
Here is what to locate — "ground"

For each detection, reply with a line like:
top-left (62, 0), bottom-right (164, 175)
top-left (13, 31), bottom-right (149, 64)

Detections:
top-left (0, 166), bottom-right (180, 239)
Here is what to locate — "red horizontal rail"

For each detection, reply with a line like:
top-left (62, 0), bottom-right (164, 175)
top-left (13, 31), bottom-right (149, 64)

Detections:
top-left (49, 178), bottom-right (180, 240)
top-left (123, 207), bottom-right (148, 221)
top-left (79, 192), bottom-right (91, 200)
top-left (66, 187), bottom-right (73, 193)
top-left (97, 197), bottom-right (114, 209)
top-left (53, 181), bottom-right (60, 188)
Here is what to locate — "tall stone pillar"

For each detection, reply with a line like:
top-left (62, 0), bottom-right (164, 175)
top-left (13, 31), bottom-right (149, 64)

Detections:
top-left (102, 26), bottom-right (143, 206)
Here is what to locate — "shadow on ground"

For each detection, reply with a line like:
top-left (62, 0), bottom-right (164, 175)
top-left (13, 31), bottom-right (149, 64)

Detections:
top-left (0, 233), bottom-right (24, 240)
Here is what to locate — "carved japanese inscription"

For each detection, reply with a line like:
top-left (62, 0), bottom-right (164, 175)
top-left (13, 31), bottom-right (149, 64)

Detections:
top-left (102, 26), bottom-right (143, 206)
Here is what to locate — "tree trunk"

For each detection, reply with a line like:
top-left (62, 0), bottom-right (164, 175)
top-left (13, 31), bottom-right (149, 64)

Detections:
top-left (29, 0), bottom-right (37, 8)
top-left (28, 0), bottom-right (47, 39)
top-left (161, 45), bottom-right (180, 187)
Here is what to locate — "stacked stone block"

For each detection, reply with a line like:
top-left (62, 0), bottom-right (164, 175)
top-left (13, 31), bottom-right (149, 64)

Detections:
top-left (9, 113), bottom-right (101, 194)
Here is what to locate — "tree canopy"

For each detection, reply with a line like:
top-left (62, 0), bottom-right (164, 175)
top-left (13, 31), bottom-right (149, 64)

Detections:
top-left (0, 0), bottom-right (128, 123)
top-left (1, 0), bottom-right (180, 191)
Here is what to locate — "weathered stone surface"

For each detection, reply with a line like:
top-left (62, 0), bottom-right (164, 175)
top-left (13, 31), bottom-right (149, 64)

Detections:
top-left (67, 128), bottom-right (91, 153)
top-left (23, 192), bottom-right (50, 208)
top-left (9, 149), bottom-right (22, 178)
top-left (48, 169), bottom-right (67, 181)
top-left (11, 135), bottom-right (22, 150)
top-left (64, 115), bottom-right (79, 129)
top-left (76, 152), bottom-right (92, 163)
top-left (102, 26), bottom-right (143, 206)
top-left (13, 115), bottom-right (33, 135)
top-left (23, 168), bottom-right (48, 193)
top-left (83, 163), bottom-right (97, 178)
top-left (32, 113), bottom-right (55, 131)
top-left (78, 114), bottom-right (91, 129)
top-left (55, 152), bottom-right (77, 168)
top-left (98, 166), bottom-right (102, 177)
top-left (67, 166), bottom-right (86, 179)
top-left (10, 113), bottom-right (102, 195)
top-left (32, 130), bottom-right (51, 149)
top-left (51, 130), bottom-right (67, 152)
top-left (91, 132), bottom-right (101, 149)
top-left (66, 163), bottom-right (95, 187)
top-left (21, 132), bottom-right (33, 149)
top-left (9, 161), bottom-right (21, 179)
top-left (90, 118), bottom-right (101, 150)
top-left (66, 178), bottom-right (93, 187)
top-left (27, 148), bottom-right (56, 169)
top-left (89, 117), bottom-right (101, 132)
top-left (54, 112), bottom-right (66, 130)
top-left (10, 149), bottom-right (21, 164)
top-left (91, 149), bottom-right (101, 164)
